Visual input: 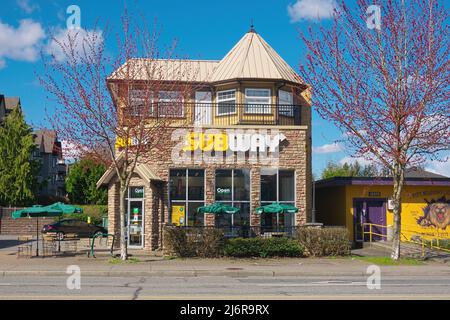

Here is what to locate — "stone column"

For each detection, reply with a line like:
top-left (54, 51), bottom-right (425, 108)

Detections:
top-left (205, 213), bottom-right (215, 227)
top-left (204, 167), bottom-right (215, 227)
top-left (250, 167), bottom-right (261, 235)
top-left (107, 181), bottom-right (120, 248)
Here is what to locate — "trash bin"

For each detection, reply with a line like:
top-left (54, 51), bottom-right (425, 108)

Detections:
top-left (102, 217), bottom-right (108, 228)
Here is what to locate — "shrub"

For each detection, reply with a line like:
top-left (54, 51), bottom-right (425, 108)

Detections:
top-left (224, 237), bottom-right (304, 258)
top-left (163, 226), bottom-right (224, 258)
top-left (295, 227), bottom-right (350, 257)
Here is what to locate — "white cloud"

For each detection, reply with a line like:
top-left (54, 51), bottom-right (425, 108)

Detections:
top-left (425, 159), bottom-right (450, 177)
top-left (288, 0), bottom-right (337, 22)
top-left (0, 19), bottom-right (45, 68)
top-left (17, 0), bottom-right (39, 14)
top-left (313, 142), bottom-right (342, 154)
top-left (44, 27), bottom-right (103, 63)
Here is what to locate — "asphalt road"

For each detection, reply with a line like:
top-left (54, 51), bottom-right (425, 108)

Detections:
top-left (1, 275), bottom-right (450, 299)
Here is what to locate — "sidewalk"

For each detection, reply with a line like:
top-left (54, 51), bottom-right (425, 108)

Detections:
top-left (1, 250), bottom-right (450, 278)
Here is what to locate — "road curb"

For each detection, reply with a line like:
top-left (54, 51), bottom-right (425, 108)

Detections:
top-left (2, 269), bottom-right (449, 278)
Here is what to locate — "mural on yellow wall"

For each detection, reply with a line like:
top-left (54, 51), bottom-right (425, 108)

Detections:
top-left (417, 197), bottom-right (450, 230)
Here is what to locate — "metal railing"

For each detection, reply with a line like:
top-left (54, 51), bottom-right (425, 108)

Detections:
top-left (400, 225), bottom-right (450, 257)
top-left (359, 223), bottom-right (389, 243)
top-left (126, 102), bottom-right (302, 126)
top-left (358, 222), bottom-right (450, 257)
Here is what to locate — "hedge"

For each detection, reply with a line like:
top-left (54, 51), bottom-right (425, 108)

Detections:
top-left (224, 237), bottom-right (304, 258)
top-left (295, 227), bottom-right (351, 257)
top-left (163, 226), bottom-right (224, 258)
top-left (163, 226), bottom-right (350, 258)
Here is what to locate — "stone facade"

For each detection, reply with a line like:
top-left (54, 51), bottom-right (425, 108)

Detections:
top-left (106, 125), bottom-right (312, 251)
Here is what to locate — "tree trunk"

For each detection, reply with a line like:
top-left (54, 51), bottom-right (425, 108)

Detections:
top-left (391, 164), bottom-right (405, 260)
top-left (119, 186), bottom-right (128, 260)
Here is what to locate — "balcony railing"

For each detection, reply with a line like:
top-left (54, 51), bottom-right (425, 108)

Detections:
top-left (128, 102), bottom-right (302, 126)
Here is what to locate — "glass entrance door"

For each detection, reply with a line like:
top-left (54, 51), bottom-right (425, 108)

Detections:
top-left (128, 200), bottom-right (144, 248)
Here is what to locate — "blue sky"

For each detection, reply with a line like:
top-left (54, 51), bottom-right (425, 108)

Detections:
top-left (0, 0), bottom-right (448, 177)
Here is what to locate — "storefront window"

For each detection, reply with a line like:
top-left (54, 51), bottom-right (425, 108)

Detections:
top-left (261, 168), bottom-right (277, 202)
top-left (260, 169), bottom-right (295, 232)
top-left (234, 170), bottom-right (250, 201)
top-left (188, 169), bottom-right (205, 200)
top-left (169, 169), bottom-right (204, 226)
top-left (215, 170), bottom-right (232, 201)
top-left (170, 169), bottom-right (186, 200)
top-left (215, 169), bottom-right (250, 237)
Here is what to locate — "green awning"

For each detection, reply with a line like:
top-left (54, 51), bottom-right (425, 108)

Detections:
top-left (255, 202), bottom-right (298, 214)
top-left (197, 202), bottom-right (240, 214)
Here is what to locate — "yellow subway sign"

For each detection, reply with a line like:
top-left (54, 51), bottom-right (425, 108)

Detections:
top-left (182, 132), bottom-right (286, 152)
top-left (183, 133), bottom-right (228, 152)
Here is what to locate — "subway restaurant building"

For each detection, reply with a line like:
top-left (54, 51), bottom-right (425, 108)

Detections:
top-left (97, 29), bottom-right (312, 250)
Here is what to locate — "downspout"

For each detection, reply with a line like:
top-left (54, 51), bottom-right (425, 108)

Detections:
top-left (312, 180), bottom-right (316, 223)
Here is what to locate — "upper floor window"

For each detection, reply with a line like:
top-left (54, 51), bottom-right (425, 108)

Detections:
top-left (244, 88), bottom-right (271, 114)
top-left (158, 91), bottom-right (184, 117)
top-left (217, 89), bottom-right (236, 116)
top-left (278, 90), bottom-right (294, 117)
top-left (129, 89), bottom-right (184, 118)
top-left (129, 89), bottom-right (150, 116)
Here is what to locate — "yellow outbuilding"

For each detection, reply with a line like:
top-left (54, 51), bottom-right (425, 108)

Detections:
top-left (315, 168), bottom-right (450, 245)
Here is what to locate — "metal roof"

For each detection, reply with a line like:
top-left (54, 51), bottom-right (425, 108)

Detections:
top-left (108, 59), bottom-right (219, 83)
top-left (209, 30), bottom-right (304, 84)
top-left (108, 30), bottom-right (304, 85)
top-left (96, 153), bottom-right (163, 188)
top-left (315, 174), bottom-right (450, 188)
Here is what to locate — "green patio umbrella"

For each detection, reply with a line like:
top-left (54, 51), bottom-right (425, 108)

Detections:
top-left (197, 202), bottom-right (240, 214)
top-left (46, 202), bottom-right (83, 214)
top-left (11, 203), bottom-right (83, 256)
top-left (255, 202), bottom-right (298, 214)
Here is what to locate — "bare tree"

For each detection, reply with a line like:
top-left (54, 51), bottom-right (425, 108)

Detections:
top-left (40, 10), bottom-right (202, 260)
top-left (300, 0), bottom-right (449, 259)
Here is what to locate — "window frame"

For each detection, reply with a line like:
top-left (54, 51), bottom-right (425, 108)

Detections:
top-left (214, 169), bottom-right (251, 234)
top-left (157, 90), bottom-right (185, 117)
top-left (169, 168), bottom-right (206, 226)
top-left (216, 89), bottom-right (237, 116)
top-left (260, 169), bottom-right (296, 230)
top-left (278, 90), bottom-right (294, 117)
top-left (129, 88), bottom-right (153, 117)
top-left (244, 88), bottom-right (272, 114)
